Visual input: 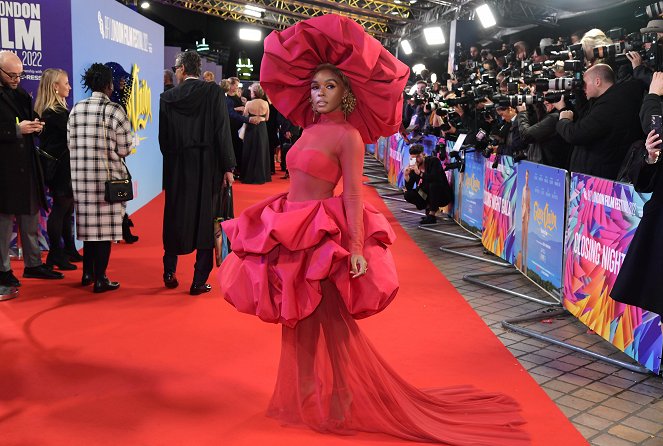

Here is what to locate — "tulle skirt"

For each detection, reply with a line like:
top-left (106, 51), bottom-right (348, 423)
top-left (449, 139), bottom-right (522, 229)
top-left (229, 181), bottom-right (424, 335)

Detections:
top-left (218, 193), bottom-right (529, 444)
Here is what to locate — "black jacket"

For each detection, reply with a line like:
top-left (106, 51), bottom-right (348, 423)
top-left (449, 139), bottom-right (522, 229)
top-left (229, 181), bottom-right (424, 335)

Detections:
top-left (39, 107), bottom-right (72, 196)
top-left (0, 86), bottom-right (46, 214)
top-left (159, 79), bottom-right (235, 254)
top-left (556, 79), bottom-right (645, 180)
top-left (517, 111), bottom-right (571, 170)
top-left (403, 156), bottom-right (452, 209)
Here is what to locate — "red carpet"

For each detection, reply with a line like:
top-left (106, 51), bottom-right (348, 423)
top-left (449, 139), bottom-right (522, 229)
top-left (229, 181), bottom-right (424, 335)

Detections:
top-left (0, 173), bottom-right (587, 445)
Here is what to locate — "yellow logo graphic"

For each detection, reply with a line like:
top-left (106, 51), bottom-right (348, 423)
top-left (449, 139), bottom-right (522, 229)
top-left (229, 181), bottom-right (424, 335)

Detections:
top-left (464, 173), bottom-right (480, 194)
top-left (533, 201), bottom-right (557, 231)
top-left (126, 63), bottom-right (152, 133)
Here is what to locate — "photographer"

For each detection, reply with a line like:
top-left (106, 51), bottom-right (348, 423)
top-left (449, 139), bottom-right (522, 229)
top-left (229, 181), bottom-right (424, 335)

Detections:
top-left (494, 104), bottom-right (527, 159)
top-left (516, 100), bottom-right (571, 169)
top-left (403, 144), bottom-right (452, 225)
top-left (555, 64), bottom-right (644, 179)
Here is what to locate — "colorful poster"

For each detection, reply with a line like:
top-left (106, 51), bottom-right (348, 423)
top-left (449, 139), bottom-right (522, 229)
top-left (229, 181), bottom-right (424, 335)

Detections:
top-left (456, 149), bottom-right (485, 235)
top-left (564, 174), bottom-right (661, 373)
top-left (0, 0), bottom-right (73, 102)
top-left (482, 155), bottom-right (517, 261)
top-left (365, 143), bottom-right (375, 156)
top-left (513, 162), bottom-right (567, 297)
top-left (387, 134), bottom-right (406, 187)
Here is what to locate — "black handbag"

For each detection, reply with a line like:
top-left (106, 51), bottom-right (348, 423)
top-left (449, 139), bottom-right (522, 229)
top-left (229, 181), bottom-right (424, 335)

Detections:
top-left (104, 173), bottom-right (133, 203)
top-left (214, 185), bottom-right (234, 266)
top-left (101, 103), bottom-right (133, 203)
top-left (36, 147), bottom-right (59, 183)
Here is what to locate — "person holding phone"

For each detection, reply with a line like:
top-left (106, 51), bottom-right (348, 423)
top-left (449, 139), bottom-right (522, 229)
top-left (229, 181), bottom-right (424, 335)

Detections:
top-left (612, 72), bottom-right (663, 315)
top-left (402, 144), bottom-right (452, 224)
top-left (0, 51), bottom-right (64, 289)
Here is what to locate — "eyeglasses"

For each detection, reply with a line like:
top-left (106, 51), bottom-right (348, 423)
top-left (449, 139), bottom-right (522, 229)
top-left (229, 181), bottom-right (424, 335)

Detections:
top-left (0, 67), bottom-right (25, 80)
top-left (171, 65), bottom-right (182, 73)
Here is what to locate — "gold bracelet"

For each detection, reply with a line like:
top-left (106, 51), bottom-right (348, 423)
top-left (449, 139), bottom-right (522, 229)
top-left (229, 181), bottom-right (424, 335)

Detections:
top-left (645, 152), bottom-right (660, 165)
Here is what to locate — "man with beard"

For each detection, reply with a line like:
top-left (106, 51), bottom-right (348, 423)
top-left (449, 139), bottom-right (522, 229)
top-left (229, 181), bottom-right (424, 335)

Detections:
top-left (159, 51), bottom-right (236, 295)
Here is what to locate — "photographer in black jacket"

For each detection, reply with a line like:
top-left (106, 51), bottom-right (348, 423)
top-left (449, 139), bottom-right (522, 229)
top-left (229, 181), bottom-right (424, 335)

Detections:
top-left (516, 100), bottom-right (571, 169)
top-left (403, 144), bottom-right (452, 224)
top-left (555, 64), bottom-right (644, 180)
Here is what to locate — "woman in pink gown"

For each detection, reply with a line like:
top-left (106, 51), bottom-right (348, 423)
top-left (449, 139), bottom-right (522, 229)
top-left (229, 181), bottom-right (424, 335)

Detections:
top-left (218, 14), bottom-right (529, 445)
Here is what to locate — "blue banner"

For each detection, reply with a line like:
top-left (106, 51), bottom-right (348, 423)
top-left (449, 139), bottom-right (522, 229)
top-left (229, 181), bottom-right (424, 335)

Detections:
top-left (513, 161), bottom-right (567, 297)
top-left (457, 149), bottom-right (485, 236)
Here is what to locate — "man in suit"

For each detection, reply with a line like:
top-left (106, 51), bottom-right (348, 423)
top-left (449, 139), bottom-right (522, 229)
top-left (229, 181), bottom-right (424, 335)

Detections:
top-left (0, 51), bottom-right (63, 292)
top-left (159, 51), bottom-right (236, 295)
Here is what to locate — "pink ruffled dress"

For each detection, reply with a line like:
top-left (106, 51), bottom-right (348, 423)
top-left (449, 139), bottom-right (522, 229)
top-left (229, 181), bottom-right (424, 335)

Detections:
top-left (218, 110), bottom-right (529, 444)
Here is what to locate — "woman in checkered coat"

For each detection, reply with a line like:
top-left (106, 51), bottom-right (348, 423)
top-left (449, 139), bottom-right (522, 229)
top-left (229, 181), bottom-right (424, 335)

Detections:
top-left (68, 63), bottom-right (132, 293)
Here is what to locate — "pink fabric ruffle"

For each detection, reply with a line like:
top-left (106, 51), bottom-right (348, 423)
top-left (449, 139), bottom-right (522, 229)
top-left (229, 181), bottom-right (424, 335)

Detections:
top-left (218, 193), bottom-right (399, 328)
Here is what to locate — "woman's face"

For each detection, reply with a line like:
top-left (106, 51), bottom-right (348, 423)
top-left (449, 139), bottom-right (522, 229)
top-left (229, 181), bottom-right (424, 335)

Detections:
top-left (54, 73), bottom-right (71, 99)
top-left (310, 68), bottom-right (345, 114)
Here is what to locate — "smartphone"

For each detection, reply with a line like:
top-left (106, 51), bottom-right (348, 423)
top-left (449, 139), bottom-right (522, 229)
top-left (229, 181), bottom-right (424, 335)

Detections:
top-left (652, 115), bottom-right (662, 137)
top-left (409, 157), bottom-right (417, 166)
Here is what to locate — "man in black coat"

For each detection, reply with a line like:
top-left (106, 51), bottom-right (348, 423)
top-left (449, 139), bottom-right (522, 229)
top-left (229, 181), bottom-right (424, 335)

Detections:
top-left (0, 51), bottom-right (63, 293)
top-left (516, 102), bottom-right (571, 170)
top-left (556, 64), bottom-right (644, 180)
top-left (403, 144), bottom-right (452, 224)
top-left (159, 51), bottom-right (236, 295)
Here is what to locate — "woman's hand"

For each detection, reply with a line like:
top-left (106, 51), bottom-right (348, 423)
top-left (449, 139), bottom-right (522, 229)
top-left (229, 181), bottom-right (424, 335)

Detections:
top-left (350, 254), bottom-right (368, 278)
top-left (645, 129), bottom-right (662, 164)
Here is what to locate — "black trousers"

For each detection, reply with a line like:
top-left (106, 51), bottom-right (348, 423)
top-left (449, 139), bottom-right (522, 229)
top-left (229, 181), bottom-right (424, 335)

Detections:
top-left (47, 195), bottom-right (75, 258)
top-left (403, 188), bottom-right (432, 214)
top-left (83, 241), bottom-right (112, 280)
top-left (163, 248), bottom-right (213, 285)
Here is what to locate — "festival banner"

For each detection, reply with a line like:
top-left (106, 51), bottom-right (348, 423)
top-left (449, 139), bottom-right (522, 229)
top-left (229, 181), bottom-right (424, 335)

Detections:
top-left (0, 0), bottom-right (73, 101)
top-left (374, 137), bottom-right (386, 161)
top-left (482, 155), bottom-right (517, 261)
top-left (387, 133), bottom-right (406, 187)
top-left (564, 173), bottom-right (661, 373)
top-left (455, 149), bottom-right (485, 236)
top-left (513, 162), bottom-right (567, 297)
top-left (71, 0), bottom-right (164, 215)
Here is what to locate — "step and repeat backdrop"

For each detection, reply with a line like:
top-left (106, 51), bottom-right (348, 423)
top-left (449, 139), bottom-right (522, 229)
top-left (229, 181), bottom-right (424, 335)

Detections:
top-left (374, 133), bottom-right (661, 374)
top-left (4, 0), bottom-right (164, 251)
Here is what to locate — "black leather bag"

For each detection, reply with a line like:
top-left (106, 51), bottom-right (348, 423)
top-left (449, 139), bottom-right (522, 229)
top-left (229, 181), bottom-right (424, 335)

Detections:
top-left (104, 172), bottom-right (133, 203)
top-left (101, 103), bottom-right (133, 203)
top-left (36, 147), bottom-right (59, 183)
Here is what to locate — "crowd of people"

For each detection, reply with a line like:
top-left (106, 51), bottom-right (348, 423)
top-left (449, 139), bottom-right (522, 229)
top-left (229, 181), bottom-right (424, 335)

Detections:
top-left (1, 10), bottom-right (662, 443)
top-left (401, 20), bottom-right (663, 316)
top-left (402, 21), bottom-right (663, 224)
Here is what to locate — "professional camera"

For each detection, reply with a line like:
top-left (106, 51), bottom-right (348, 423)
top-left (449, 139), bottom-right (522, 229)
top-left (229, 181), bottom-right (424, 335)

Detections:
top-left (474, 128), bottom-right (500, 158)
top-left (445, 148), bottom-right (466, 172)
top-left (635, 1), bottom-right (663, 19)
top-left (534, 77), bottom-right (583, 92)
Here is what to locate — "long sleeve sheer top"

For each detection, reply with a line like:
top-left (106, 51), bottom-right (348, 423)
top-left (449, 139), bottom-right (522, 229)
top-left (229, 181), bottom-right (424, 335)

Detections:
top-left (286, 109), bottom-right (365, 255)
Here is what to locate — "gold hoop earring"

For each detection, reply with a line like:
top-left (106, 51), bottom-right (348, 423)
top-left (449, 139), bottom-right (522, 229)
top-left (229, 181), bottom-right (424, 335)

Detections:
top-left (341, 91), bottom-right (356, 119)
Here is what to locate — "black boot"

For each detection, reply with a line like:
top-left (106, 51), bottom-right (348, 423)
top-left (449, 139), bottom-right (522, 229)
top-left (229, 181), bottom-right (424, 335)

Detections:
top-left (122, 214), bottom-right (139, 244)
top-left (46, 249), bottom-right (77, 271)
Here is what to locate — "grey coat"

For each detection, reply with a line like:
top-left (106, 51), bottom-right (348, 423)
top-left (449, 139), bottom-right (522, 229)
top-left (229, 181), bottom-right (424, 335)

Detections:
top-left (68, 92), bottom-right (132, 241)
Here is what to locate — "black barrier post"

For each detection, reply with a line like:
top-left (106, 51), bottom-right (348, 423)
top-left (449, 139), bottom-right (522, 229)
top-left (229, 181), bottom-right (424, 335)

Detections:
top-left (501, 308), bottom-right (651, 374)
